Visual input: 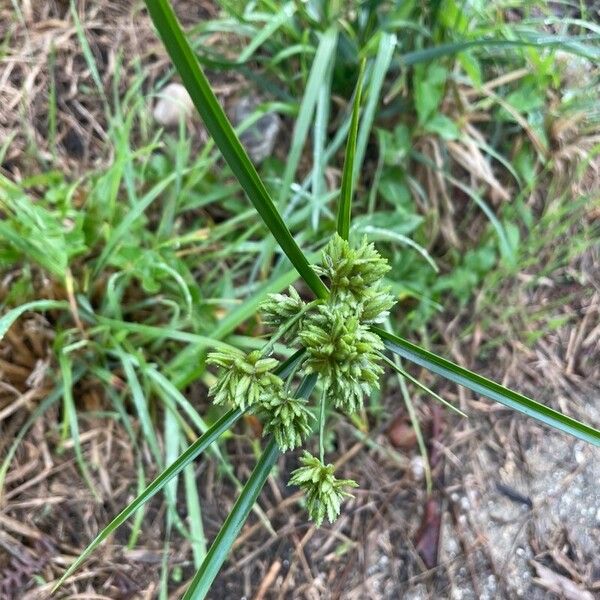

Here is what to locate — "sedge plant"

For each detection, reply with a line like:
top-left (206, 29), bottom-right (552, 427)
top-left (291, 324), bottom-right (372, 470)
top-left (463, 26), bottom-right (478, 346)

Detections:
top-left (41, 0), bottom-right (600, 598)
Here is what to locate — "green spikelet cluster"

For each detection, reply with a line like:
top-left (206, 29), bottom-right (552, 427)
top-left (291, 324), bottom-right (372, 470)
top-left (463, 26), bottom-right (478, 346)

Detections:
top-left (299, 303), bottom-right (384, 414)
top-left (260, 388), bottom-right (313, 452)
top-left (288, 451), bottom-right (357, 527)
top-left (260, 285), bottom-right (306, 336)
top-left (207, 235), bottom-right (394, 526)
top-left (258, 235), bottom-right (395, 415)
top-left (206, 349), bottom-right (281, 410)
top-left (315, 234), bottom-right (395, 324)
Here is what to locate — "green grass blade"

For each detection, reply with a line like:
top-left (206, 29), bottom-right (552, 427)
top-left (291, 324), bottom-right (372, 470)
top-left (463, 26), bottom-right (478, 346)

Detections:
top-left (353, 33), bottom-right (396, 185)
top-left (97, 316), bottom-right (236, 351)
top-left (144, 0), bottom-right (328, 299)
top-left (337, 60), bottom-right (365, 240)
top-left (58, 352), bottom-right (101, 500)
top-left (0, 300), bottom-right (68, 342)
top-left (164, 402), bottom-right (184, 534)
top-left (53, 351), bottom-right (303, 591)
top-left (379, 351), bottom-right (466, 418)
top-left (278, 27), bottom-right (338, 208)
top-left (355, 225), bottom-right (439, 272)
top-left (51, 408), bottom-right (242, 593)
top-left (374, 327), bottom-right (600, 446)
top-left (237, 2), bottom-right (296, 63)
top-left (69, 0), bottom-right (108, 105)
top-left (183, 445), bottom-right (207, 567)
top-left (117, 349), bottom-right (163, 465)
top-left (399, 35), bottom-right (600, 66)
top-left (311, 55), bottom-right (335, 230)
top-left (181, 439), bottom-right (279, 600)
top-left (127, 461), bottom-right (146, 549)
top-left (93, 171), bottom-right (179, 276)
top-left (166, 268), bottom-right (300, 389)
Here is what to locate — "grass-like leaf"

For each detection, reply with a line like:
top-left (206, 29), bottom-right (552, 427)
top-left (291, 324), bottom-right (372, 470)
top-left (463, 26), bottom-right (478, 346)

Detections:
top-left (58, 351), bottom-right (101, 499)
top-left (353, 33), bottom-right (396, 185)
top-left (0, 300), bottom-right (68, 342)
top-left (51, 408), bottom-right (242, 593)
top-left (337, 60), bottom-right (365, 240)
top-left (399, 34), bottom-right (600, 66)
top-left (181, 438), bottom-right (279, 600)
top-left (144, 0), bottom-right (328, 300)
top-left (53, 349), bottom-right (305, 592)
top-left (278, 27), bottom-right (338, 208)
top-left (374, 327), bottom-right (600, 446)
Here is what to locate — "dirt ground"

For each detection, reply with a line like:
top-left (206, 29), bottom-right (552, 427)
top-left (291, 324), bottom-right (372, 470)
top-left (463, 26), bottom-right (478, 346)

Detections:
top-left (1, 1), bottom-right (600, 599)
top-left (2, 233), bottom-right (598, 600)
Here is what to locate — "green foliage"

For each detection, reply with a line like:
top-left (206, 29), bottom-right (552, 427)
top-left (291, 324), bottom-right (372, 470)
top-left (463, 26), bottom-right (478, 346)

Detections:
top-left (5, 0), bottom-right (600, 598)
top-left (288, 451), bottom-right (358, 527)
top-left (414, 63), bottom-right (448, 125)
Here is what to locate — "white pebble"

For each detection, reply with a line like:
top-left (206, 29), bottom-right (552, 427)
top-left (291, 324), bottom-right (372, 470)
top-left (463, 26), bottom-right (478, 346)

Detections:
top-left (410, 456), bottom-right (425, 481)
top-left (154, 83), bottom-right (194, 127)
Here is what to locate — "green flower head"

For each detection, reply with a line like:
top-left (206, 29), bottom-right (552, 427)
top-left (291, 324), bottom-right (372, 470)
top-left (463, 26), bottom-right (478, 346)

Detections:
top-left (288, 451), bottom-right (357, 527)
top-left (299, 304), bottom-right (384, 413)
top-left (260, 285), bottom-right (307, 335)
top-left (260, 388), bottom-right (313, 452)
top-left (315, 234), bottom-right (391, 298)
top-left (207, 349), bottom-right (281, 410)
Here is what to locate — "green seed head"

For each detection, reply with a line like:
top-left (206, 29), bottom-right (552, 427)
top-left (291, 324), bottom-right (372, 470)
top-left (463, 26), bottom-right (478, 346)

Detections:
top-left (288, 451), bottom-right (357, 527)
top-left (260, 388), bottom-right (313, 452)
top-left (207, 348), bottom-right (281, 410)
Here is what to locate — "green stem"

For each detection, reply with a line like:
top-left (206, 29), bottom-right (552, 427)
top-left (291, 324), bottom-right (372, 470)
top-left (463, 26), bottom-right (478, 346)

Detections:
top-left (284, 355), bottom-right (304, 394)
top-left (319, 387), bottom-right (326, 462)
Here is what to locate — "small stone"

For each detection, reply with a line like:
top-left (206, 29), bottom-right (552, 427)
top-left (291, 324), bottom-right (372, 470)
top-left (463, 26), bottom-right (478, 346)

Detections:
top-left (154, 83), bottom-right (194, 127)
top-left (230, 96), bottom-right (280, 164)
top-left (410, 456), bottom-right (425, 481)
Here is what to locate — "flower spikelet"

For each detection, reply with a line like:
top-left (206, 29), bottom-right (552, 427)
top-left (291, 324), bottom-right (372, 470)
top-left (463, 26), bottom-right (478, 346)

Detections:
top-left (207, 349), bottom-right (281, 410)
top-left (260, 285), bottom-right (306, 335)
top-left (261, 388), bottom-right (313, 452)
top-left (315, 234), bottom-right (390, 297)
top-left (299, 303), bottom-right (384, 413)
top-left (288, 451), bottom-right (357, 527)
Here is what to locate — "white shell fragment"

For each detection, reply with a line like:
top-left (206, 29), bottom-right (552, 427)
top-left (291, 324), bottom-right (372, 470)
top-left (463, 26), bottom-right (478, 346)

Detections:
top-left (153, 83), bottom-right (194, 127)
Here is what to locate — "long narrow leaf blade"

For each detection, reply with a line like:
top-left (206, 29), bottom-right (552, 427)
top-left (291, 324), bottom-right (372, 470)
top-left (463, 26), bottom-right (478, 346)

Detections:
top-left (0, 300), bottom-right (68, 342)
top-left (51, 408), bottom-right (242, 592)
top-left (278, 27), bottom-right (338, 208)
top-left (144, 0), bottom-right (328, 299)
top-left (353, 33), bottom-right (396, 184)
top-left (374, 327), bottom-right (600, 446)
top-left (337, 60), bottom-right (365, 240)
top-left (53, 351), bottom-right (305, 591)
top-left (182, 438), bottom-right (279, 600)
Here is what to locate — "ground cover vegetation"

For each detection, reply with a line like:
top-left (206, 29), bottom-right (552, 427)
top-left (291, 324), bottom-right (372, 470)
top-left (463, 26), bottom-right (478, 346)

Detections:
top-left (1, 0), bottom-right (599, 597)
